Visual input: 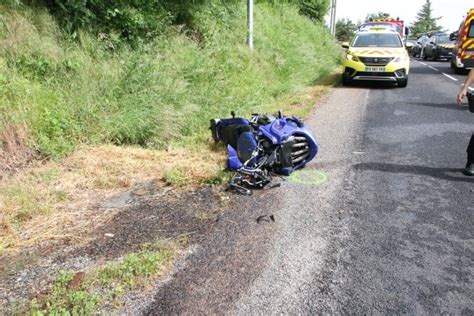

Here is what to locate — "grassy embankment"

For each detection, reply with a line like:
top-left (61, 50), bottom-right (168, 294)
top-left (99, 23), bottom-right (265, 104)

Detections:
top-left (0, 3), bottom-right (339, 259)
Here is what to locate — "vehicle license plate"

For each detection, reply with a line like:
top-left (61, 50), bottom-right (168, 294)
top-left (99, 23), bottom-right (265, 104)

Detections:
top-left (365, 66), bottom-right (385, 72)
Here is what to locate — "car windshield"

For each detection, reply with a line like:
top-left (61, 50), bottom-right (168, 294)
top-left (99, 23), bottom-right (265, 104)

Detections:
top-left (437, 35), bottom-right (452, 44)
top-left (352, 33), bottom-right (402, 47)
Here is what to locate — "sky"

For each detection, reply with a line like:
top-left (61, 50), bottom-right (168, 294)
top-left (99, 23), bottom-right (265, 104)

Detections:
top-left (329, 0), bottom-right (471, 33)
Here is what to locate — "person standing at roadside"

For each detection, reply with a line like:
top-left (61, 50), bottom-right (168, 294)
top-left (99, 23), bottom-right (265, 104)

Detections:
top-left (457, 68), bottom-right (474, 176)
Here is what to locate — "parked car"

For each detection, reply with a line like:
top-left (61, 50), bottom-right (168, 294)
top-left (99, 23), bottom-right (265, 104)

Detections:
top-left (422, 33), bottom-right (455, 61)
top-left (411, 34), bottom-right (429, 57)
top-left (405, 38), bottom-right (417, 55)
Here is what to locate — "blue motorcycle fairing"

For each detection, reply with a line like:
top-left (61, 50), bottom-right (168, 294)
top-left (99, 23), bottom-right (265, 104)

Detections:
top-left (227, 144), bottom-right (243, 170)
top-left (259, 118), bottom-right (319, 175)
top-left (259, 117), bottom-right (304, 144)
top-left (212, 112), bottom-right (319, 176)
top-left (237, 132), bottom-right (258, 166)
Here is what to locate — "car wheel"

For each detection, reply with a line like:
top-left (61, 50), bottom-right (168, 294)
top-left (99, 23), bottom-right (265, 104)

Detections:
top-left (433, 51), bottom-right (438, 61)
top-left (397, 77), bottom-right (408, 88)
top-left (451, 59), bottom-right (469, 75)
top-left (454, 68), bottom-right (470, 75)
top-left (422, 53), bottom-right (428, 60)
top-left (342, 75), bottom-right (352, 86)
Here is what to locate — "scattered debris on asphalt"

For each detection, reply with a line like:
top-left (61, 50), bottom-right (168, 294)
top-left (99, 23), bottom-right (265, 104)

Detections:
top-left (256, 215), bottom-right (275, 224)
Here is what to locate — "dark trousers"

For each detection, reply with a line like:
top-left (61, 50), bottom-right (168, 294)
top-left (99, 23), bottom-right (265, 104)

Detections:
top-left (468, 133), bottom-right (474, 164)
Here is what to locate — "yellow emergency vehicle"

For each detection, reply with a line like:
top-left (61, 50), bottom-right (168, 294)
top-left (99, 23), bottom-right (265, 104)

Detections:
top-left (342, 27), bottom-right (410, 87)
top-left (450, 8), bottom-right (474, 74)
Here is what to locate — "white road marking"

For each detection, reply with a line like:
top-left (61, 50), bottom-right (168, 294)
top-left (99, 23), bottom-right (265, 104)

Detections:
top-left (461, 84), bottom-right (474, 90)
top-left (442, 73), bottom-right (458, 81)
top-left (419, 61), bottom-right (464, 86)
top-left (416, 60), bottom-right (466, 87)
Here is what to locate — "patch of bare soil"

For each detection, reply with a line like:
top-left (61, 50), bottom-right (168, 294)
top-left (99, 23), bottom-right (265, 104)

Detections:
top-left (142, 186), bottom-right (280, 314)
top-left (0, 184), bottom-right (230, 312)
top-left (0, 144), bottom-right (225, 261)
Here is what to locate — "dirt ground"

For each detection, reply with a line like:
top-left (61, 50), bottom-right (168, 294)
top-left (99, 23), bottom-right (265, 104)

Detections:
top-left (1, 182), bottom-right (237, 312)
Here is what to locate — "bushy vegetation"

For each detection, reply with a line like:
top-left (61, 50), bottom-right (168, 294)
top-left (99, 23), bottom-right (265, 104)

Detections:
top-left (0, 1), bottom-right (339, 159)
top-left (11, 1), bottom-right (329, 40)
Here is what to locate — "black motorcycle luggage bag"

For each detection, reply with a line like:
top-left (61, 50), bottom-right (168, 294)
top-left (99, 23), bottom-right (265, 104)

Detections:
top-left (220, 124), bottom-right (253, 149)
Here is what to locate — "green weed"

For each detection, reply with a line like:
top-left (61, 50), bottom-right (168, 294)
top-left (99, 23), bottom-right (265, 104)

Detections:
top-left (27, 241), bottom-right (178, 315)
top-left (204, 169), bottom-right (231, 186)
top-left (163, 168), bottom-right (189, 187)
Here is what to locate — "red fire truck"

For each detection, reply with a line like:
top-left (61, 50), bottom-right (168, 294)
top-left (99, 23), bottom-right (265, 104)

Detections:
top-left (450, 8), bottom-right (474, 74)
top-left (358, 16), bottom-right (409, 42)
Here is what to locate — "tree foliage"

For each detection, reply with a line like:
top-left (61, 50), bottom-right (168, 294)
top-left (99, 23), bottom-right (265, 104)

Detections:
top-left (12, 0), bottom-right (331, 43)
top-left (365, 12), bottom-right (386, 21)
top-left (14, 0), bottom-right (242, 42)
top-left (297, 0), bottom-right (330, 22)
top-left (409, 0), bottom-right (442, 36)
top-left (335, 18), bottom-right (357, 42)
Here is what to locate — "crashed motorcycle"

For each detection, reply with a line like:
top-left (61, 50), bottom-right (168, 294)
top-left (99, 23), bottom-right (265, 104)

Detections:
top-left (210, 111), bottom-right (319, 194)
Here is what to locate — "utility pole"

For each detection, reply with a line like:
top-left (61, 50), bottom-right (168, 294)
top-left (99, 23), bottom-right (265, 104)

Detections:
top-left (248, 0), bottom-right (254, 49)
top-left (329, 0), bottom-right (337, 37)
top-left (329, 0), bottom-right (334, 35)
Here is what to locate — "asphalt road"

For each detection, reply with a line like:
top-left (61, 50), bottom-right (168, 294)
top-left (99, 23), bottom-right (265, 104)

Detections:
top-left (147, 60), bottom-right (474, 314)
top-left (307, 59), bottom-right (474, 314)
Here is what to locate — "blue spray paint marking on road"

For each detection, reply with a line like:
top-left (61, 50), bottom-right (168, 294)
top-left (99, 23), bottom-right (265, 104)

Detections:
top-left (288, 169), bottom-right (328, 185)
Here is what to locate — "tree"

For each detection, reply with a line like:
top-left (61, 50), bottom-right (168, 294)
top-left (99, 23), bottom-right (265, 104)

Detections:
top-left (335, 18), bottom-right (357, 42)
top-left (365, 12), bottom-right (386, 21)
top-left (298, 0), bottom-right (331, 22)
top-left (409, 0), bottom-right (442, 36)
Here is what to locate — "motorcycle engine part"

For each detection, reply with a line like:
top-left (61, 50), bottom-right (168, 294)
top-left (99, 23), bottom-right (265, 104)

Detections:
top-left (278, 139), bottom-right (295, 169)
top-left (291, 135), bottom-right (310, 164)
